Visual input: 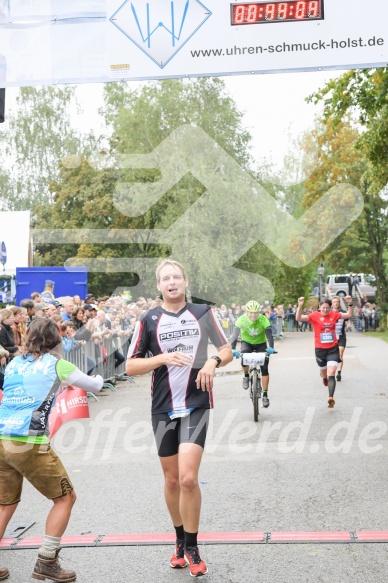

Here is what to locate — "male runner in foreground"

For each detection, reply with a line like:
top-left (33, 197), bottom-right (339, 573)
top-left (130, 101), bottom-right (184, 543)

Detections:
top-left (126, 260), bottom-right (232, 577)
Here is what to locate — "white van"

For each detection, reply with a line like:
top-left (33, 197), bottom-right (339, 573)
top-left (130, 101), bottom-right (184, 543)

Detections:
top-left (324, 273), bottom-right (376, 301)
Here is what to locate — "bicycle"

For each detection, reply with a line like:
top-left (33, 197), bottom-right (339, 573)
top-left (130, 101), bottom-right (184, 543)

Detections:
top-left (241, 351), bottom-right (277, 422)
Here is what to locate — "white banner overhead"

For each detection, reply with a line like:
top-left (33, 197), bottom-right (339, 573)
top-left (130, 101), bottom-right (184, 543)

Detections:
top-left (0, 0), bottom-right (387, 87)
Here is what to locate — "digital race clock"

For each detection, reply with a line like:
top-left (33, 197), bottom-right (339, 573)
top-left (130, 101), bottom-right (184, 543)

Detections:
top-left (231, 1), bottom-right (324, 25)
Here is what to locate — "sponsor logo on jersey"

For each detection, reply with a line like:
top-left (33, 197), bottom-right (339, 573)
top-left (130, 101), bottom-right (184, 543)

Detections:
top-left (1, 395), bottom-right (35, 405)
top-left (159, 329), bottom-right (199, 341)
top-left (167, 343), bottom-right (194, 353)
top-left (159, 321), bottom-right (177, 329)
top-left (1, 386), bottom-right (35, 406)
top-left (0, 417), bottom-right (24, 429)
top-left (181, 319), bottom-right (197, 325)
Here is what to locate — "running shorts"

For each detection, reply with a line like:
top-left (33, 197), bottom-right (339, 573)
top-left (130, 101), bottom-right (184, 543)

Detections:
top-left (337, 334), bottom-right (347, 348)
top-left (315, 345), bottom-right (340, 368)
top-left (152, 408), bottom-right (210, 457)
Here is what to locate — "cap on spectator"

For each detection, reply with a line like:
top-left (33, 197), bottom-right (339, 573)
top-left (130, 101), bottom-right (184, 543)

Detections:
top-left (85, 293), bottom-right (95, 300)
top-left (52, 300), bottom-right (63, 307)
top-left (83, 303), bottom-right (97, 311)
top-left (35, 303), bottom-right (49, 311)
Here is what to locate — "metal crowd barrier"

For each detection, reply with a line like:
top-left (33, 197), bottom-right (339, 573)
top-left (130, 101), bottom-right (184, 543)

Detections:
top-left (64, 334), bottom-right (135, 398)
top-left (65, 342), bottom-right (100, 401)
top-left (115, 335), bottom-right (135, 383)
top-left (65, 343), bottom-right (88, 373)
top-left (92, 336), bottom-right (116, 391)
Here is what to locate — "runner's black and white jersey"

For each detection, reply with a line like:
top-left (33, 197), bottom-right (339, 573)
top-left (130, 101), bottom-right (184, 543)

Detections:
top-left (334, 309), bottom-right (346, 339)
top-left (127, 303), bottom-right (228, 414)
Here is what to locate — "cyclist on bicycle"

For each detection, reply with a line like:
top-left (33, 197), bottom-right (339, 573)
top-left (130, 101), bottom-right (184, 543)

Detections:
top-left (229, 300), bottom-right (275, 408)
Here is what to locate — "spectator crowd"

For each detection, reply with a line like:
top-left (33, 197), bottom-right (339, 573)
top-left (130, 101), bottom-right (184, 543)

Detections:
top-left (0, 291), bottom-right (382, 390)
top-left (0, 292), bottom-right (164, 389)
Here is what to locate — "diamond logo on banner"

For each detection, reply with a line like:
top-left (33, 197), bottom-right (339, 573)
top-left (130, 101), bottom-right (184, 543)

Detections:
top-left (110, 0), bottom-right (212, 69)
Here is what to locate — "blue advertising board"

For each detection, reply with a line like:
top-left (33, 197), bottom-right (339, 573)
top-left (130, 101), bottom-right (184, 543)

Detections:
top-left (16, 267), bottom-right (88, 305)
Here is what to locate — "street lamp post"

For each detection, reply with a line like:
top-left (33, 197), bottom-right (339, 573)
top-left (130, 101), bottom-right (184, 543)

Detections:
top-left (317, 263), bottom-right (325, 302)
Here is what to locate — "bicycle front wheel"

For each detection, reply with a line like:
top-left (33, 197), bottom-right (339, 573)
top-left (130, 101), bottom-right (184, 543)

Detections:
top-left (251, 369), bottom-right (259, 422)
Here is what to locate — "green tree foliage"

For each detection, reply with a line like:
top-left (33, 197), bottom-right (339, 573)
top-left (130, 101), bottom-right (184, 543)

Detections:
top-left (302, 118), bottom-right (368, 264)
top-left (237, 135), bottom-right (317, 304)
top-left (32, 80), bottom-right (229, 295)
top-left (307, 69), bottom-right (388, 312)
top-left (34, 79), bottom-right (261, 299)
top-left (0, 86), bottom-right (98, 211)
top-left (103, 78), bottom-right (252, 167)
top-left (35, 78), bottom-right (314, 302)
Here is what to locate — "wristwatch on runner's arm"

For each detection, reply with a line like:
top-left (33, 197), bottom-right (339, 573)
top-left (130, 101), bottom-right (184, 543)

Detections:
top-left (210, 355), bottom-right (222, 368)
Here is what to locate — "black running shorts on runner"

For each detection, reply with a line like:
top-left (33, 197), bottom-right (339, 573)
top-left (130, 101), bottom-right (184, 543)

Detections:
top-left (152, 409), bottom-right (210, 457)
top-left (337, 334), bottom-right (347, 348)
top-left (315, 345), bottom-right (340, 368)
top-left (240, 341), bottom-right (269, 376)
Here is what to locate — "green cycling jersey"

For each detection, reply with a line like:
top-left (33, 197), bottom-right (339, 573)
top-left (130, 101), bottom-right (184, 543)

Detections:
top-left (234, 313), bottom-right (271, 344)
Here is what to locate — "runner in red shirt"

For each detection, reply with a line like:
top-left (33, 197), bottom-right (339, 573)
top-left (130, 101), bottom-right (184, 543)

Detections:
top-left (296, 296), bottom-right (353, 408)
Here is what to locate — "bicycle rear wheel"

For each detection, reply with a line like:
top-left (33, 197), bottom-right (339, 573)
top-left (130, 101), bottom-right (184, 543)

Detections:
top-left (251, 369), bottom-right (259, 422)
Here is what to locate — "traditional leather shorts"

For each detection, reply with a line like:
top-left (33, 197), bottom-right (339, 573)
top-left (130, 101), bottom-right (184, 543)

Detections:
top-left (0, 440), bottom-right (73, 505)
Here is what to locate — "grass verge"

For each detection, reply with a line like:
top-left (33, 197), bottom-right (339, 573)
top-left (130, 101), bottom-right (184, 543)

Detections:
top-left (365, 331), bottom-right (388, 343)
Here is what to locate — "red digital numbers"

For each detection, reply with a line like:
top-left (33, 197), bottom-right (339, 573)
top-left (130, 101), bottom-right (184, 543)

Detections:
top-left (234, 4), bottom-right (245, 23)
top-left (295, 1), bottom-right (307, 19)
top-left (278, 3), bottom-right (288, 19)
top-left (247, 4), bottom-right (258, 21)
top-left (309, 1), bottom-right (320, 17)
top-left (231, 1), bottom-right (323, 25)
top-left (265, 3), bottom-right (276, 20)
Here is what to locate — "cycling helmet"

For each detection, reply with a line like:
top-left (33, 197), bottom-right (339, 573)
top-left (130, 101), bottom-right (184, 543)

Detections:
top-left (245, 300), bottom-right (260, 312)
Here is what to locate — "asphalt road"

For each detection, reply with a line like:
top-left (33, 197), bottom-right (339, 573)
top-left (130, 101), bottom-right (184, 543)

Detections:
top-left (2, 330), bottom-right (388, 582)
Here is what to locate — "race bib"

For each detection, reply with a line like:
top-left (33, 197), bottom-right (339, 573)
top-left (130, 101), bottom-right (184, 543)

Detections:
top-left (320, 332), bottom-right (334, 343)
top-left (167, 407), bottom-right (195, 420)
top-left (242, 353), bottom-right (266, 367)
